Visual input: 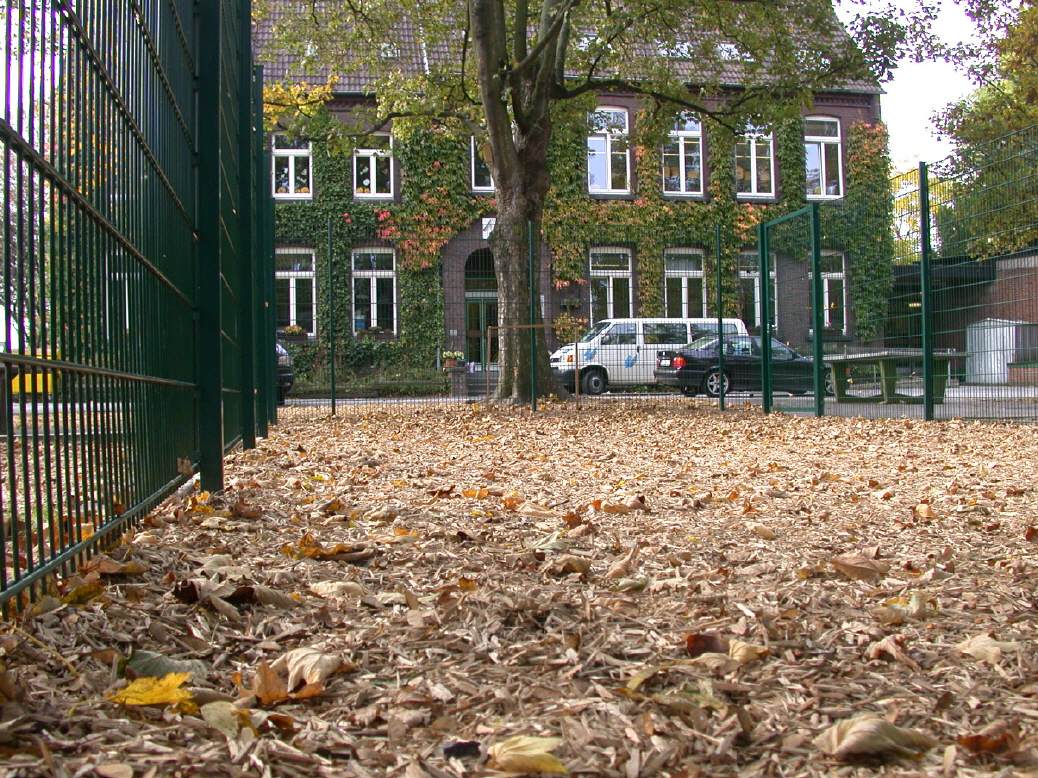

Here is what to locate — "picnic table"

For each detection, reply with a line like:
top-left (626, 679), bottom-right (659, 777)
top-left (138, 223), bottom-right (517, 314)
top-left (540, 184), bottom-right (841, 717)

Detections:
top-left (823, 348), bottom-right (964, 404)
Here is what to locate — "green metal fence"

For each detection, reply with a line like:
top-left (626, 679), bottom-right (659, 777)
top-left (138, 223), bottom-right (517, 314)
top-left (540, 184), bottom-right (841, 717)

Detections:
top-left (757, 125), bottom-right (1038, 421)
top-left (0, 1), bottom-right (274, 607)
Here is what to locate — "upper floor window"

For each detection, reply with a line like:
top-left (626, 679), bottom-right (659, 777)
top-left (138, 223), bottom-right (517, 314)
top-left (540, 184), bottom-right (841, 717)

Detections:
top-left (735, 129), bottom-right (774, 198)
top-left (587, 108), bottom-right (630, 194)
top-left (272, 135), bottom-right (312, 200)
top-left (662, 115), bottom-right (703, 196)
top-left (589, 247), bottom-right (633, 322)
top-left (352, 248), bottom-right (397, 334)
top-left (804, 117), bottom-right (843, 199)
top-left (275, 248), bottom-right (316, 336)
top-left (664, 248), bottom-right (707, 317)
top-left (354, 134), bottom-right (393, 198)
top-left (471, 136), bottom-right (494, 192)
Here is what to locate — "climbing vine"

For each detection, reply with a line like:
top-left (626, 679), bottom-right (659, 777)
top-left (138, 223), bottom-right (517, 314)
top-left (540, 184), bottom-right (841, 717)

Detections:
top-left (273, 104), bottom-right (895, 369)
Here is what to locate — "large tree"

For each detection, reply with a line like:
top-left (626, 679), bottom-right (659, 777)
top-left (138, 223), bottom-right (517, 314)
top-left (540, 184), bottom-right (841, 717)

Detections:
top-left (256, 0), bottom-right (925, 401)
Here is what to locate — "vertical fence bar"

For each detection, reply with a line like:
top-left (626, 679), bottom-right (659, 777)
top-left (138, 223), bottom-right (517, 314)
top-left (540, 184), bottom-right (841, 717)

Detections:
top-left (918, 161), bottom-right (935, 420)
top-left (528, 220), bottom-right (537, 412)
top-left (238, 1), bottom-right (256, 448)
top-left (809, 203), bottom-right (826, 416)
top-left (715, 224), bottom-right (725, 411)
top-left (758, 223), bottom-right (772, 413)
top-left (253, 65), bottom-right (270, 438)
top-left (328, 217), bottom-right (336, 414)
top-left (197, 0), bottom-right (224, 489)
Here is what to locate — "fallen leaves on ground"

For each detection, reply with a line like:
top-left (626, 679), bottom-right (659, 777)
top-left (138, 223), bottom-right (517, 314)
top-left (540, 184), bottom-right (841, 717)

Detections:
top-left (6, 404), bottom-right (1038, 776)
top-left (487, 735), bottom-right (568, 774)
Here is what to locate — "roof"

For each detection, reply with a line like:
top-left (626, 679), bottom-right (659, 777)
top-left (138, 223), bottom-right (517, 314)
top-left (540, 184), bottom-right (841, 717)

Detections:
top-left (253, 4), bottom-right (881, 97)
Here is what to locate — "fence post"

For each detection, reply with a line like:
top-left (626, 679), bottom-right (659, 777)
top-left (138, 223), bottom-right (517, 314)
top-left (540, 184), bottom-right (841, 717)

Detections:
top-left (196, 0), bottom-right (224, 490)
top-left (238, 5), bottom-right (256, 449)
top-left (715, 224), bottom-right (725, 411)
top-left (809, 203), bottom-right (825, 416)
top-left (919, 162), bottom-right (935, 420)
top-left (528, 220), bottom-right (537, 412)
top-left (328, 217), bottom-right (337, 415)
top-left (758, 223), bottom-right (772, 413)
top-left (253, 65), bottom-right (270, 439)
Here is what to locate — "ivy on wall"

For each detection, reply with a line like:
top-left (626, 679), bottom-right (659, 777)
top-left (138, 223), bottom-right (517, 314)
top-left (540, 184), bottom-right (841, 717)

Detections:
top-left (273, 104), bottom-right (895, 365)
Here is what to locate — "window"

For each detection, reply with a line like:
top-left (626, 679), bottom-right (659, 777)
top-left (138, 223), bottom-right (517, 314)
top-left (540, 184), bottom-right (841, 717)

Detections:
top-left (353, 134), bottom-right (394, 198)
top-left (737, 251), bottom-right (776, 330)
top-left (272, 135), bottom-right (312, 199)
top-left (804, 117), bottom-right (842, 198)
top-left (471, 136), bottom-right (494, 192)
top-left (662, 114), bottom-right (703, 196)
top-left (589, 248), bottom-right (632, 322)
top-left (601, 322), bottom-right (637, 345)
top-left (664, 249), bottom-right (707, 317)
top-left (352, 248), bottom-right (396, 334)
top-left (811, 252), bottom-right (847, 332)
top-left (587, 108), bottom-right (630, 194)
top-left (275, 248), bottom-right (316, 336)
top-left (735, 129), bottom-right (774, 198)
top-left (644, 323), bottom-right (689, 345)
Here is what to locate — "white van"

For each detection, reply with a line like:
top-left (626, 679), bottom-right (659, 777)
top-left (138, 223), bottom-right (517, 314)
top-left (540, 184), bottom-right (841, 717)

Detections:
top-left (550, 317), bottom-right (748, 395)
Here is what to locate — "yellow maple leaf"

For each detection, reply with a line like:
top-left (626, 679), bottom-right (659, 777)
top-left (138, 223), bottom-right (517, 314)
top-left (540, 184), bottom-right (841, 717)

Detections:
top-left (108, 672), bottom-right (194, 708)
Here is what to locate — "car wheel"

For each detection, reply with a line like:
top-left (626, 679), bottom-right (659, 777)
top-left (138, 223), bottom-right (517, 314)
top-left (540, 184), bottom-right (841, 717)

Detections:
top-left (581, 368), bottom-right (607, 396)
top-left (702, 369), bottom-right (730, 398)
top-left (680, 385), bottom-right (698, 397)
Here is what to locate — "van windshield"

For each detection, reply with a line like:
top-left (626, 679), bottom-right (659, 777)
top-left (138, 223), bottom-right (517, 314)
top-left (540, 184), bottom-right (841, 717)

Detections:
top-left (578, 321), bottom-right (612, 343)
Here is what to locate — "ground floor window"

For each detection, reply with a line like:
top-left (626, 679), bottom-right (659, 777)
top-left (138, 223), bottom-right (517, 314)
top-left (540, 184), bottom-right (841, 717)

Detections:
top-left (589, 247), bottom-right (632, 323)
top-left (352, 248), bottom-right (396, 334)
top-left (664, 248), bottom-right (706, 318)
top-left (275, 247), bottom-right (316, 336)
top-left (737, 251), bottom-right (776, 331)
top-left (812, 252), bottom-right (847, 332)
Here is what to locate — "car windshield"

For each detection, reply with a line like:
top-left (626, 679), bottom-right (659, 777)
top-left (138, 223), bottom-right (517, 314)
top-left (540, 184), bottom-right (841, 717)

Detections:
top-left (687, 335), bottom-right (718, 351)
top-left (578, 321), bottom-right (612, 343)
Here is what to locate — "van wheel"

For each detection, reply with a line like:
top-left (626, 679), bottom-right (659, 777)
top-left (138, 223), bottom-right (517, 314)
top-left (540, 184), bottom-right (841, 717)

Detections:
top-left (702, 369), bottom-right (730, 398)
top-left (680, 386), bottom-right (698, 397)
top-left (581, 368), bottom-right (607, 396)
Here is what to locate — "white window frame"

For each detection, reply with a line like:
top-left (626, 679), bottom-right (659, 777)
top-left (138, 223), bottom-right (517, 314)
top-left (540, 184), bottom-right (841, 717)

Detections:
top-left (351, 248), bottom-right (397, 335)
top-left (735, 129), bottom-right (775, 199)
top-left (662, 116), bottom-right (704, 196)
top-left (589, 246), bottom-right (633, 322)
top-left (470, 136), bottom-right (495, 192)
top-left (804, 116), bottom-right (843, 200)
top-left (738, 252), bottom-right (777, 329)
top-left (271, 135), bottom-right (313, 201)
top-left (353, 134), bottom-right (394, 199)
top-left (587, 108), bottom-right (631, 195)
top-left (663, 248), bottom-right (707, 317)
top-left (811, 251), bottom-right (848, 333)
top-left (276, 247), bottom-right (317, 336)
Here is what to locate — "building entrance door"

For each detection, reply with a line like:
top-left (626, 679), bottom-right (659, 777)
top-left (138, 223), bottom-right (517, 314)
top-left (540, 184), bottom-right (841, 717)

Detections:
top-left (464, 248), bottom-right (498, 366)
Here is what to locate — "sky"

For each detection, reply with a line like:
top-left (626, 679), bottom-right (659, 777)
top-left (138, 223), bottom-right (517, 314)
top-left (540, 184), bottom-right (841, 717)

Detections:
top-left (841, 2), bottom-right (980, 172)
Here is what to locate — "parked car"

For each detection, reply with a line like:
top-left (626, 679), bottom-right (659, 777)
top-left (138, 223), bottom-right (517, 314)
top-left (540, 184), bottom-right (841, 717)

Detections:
top-left (276, 342), bottom-right (295, 404)
top-left (655, 334), bottom-right (832, 397)
top-left (550, 317), bottom-right (749, 395)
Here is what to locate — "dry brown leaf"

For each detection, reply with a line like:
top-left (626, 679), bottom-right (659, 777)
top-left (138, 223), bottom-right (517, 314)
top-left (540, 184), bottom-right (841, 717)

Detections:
top-left (866, 635), bottom-right (921, 671)
top-left (270, 646), bottom-right (345, 691)
top-left (956, 633), bottom-right (1020, 665)
top-left (728, 640), bottom-right (768, 666)
top-left (686, 633), bottom-right (729, 657)
top-left (94, 764), bottom-right (134, 778)
top-left (487, 735), bottom-right (568, 775)
top-left (751, 524), bottom-right (777, 540)
top-left (309, 580), bottom-right (366, 598)
top-left (604, 544), bottom-right (639, 579)
top-left (814, 714), bottom-right (937, 761)
top-left (913, 502), bottom-right (938, 520)
top-left (201, 700), bottom-right (251, 739)
top-left (831, 553), bottom-right (890, 582)
top-left (548, 555), bottom-right (591, 576)
top-left (253, 661), bottom-right (288, 706)
top-left (957, 720), bottom-right (1019, 755)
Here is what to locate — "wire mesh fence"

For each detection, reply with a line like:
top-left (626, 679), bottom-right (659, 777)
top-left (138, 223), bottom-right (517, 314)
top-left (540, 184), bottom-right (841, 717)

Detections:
top-left (0, 1), bottom-right (272, 607)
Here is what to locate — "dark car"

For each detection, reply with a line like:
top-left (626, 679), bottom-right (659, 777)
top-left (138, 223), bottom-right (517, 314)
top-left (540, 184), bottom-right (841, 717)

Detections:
top-left (655, 334), bottom-right (830, 397)
top-left (276, 342), bottom-right (295, 404)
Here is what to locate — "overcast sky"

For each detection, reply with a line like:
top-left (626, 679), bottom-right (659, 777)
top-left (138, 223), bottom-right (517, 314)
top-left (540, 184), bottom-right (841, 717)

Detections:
top-left (842, 1), bottom-right (979, 172)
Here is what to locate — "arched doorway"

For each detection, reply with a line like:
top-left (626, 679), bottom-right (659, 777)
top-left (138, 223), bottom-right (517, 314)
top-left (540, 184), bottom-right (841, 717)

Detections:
top-left (464, 248), bottom-right (498, 366)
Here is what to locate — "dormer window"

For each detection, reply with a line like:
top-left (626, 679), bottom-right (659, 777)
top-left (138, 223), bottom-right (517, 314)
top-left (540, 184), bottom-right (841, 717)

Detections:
top-left (587, 108), bottom-right (630, 194)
